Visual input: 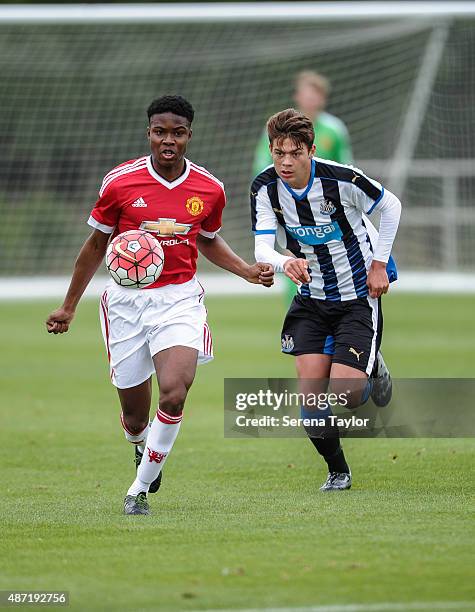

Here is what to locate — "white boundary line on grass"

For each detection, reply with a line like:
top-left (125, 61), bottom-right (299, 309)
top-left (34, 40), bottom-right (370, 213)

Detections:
top-left (0, 273), bottom-right (284, 300)
top-left (199, 602), bottom-right (474, 612)
top-left (1, 272), bottom-right (475, 300)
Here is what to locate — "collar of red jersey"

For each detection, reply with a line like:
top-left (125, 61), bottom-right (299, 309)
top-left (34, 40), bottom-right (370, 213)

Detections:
top-left (146, 155), bottom-right (191, 189)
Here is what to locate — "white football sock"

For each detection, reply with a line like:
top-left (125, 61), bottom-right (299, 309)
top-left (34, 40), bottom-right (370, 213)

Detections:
top-left (137, 422), bottom-right (152, 455)
top-left (127, 407), bottom-right (182, 496)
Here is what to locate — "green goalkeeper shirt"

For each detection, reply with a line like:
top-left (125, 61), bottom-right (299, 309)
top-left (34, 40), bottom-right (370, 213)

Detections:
top-left (252, 111), bottom-right (353, 176)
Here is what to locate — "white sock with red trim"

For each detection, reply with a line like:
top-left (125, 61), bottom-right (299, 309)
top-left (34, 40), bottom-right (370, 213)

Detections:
top-left (126, 407), bottom-right (182, 496)
top-left (120, 412), bottom-right (149, 447)
top-left (137, 423), bottom-right (151, 455)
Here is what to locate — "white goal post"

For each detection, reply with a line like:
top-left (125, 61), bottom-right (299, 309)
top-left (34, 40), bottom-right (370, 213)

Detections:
top-left (2, 3), bottom-right (475, 23)
top-left (1, 2), bottom-right (474, 296)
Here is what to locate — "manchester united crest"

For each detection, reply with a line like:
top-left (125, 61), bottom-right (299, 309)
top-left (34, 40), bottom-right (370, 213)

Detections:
top-left (186, 196), bottom-right (204, 216)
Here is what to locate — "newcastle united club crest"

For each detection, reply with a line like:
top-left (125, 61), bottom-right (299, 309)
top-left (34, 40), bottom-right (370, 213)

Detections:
top-left (320, 198), bottom-right (336, 215)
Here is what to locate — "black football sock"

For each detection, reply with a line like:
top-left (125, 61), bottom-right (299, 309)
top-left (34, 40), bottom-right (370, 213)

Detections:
top-left (308, 434), bottom-right (350, 474)
top-left (301, 407), bottom-right (350, 474)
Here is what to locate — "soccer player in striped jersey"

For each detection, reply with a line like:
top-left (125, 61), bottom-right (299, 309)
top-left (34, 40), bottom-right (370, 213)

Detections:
top-left (253, 71), bottom-right (354, 306)
top-left (46, 96), bottom-right (273, 515)
top-left (251, 109), bottom-right (401, 491)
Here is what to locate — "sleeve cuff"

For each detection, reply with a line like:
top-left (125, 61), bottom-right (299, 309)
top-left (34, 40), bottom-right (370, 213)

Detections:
top-left (199, 227), bottom-right (221, 239)
top-left (87, 215), bottom-right (115, 234)
top-left (367, 187), bottom-right (385, 215)
top-left (254, 229), bottom-right (276, 235)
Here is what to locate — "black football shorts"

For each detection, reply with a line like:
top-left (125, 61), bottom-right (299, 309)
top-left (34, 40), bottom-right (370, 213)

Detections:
top-left (281, 294), bottom-right (382, 375)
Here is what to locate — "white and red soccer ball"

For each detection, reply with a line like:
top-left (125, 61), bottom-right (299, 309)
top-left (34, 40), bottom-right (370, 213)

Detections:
top-left (106, 230), bottom-right (164, 288)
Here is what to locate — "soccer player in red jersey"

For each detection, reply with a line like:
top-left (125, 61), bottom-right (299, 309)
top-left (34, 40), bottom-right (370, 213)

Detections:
top-left (46, 96), bottom-right (273, 515)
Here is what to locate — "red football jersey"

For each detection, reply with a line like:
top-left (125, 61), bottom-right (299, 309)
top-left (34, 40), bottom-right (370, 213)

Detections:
top-left (88, 156), bottom-right (226, 288)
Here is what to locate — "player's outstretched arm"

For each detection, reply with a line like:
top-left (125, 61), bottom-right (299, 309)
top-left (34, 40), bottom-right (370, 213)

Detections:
top-left (46, 229), bottom-right (110, 334)
top-left (197, 234), bottom-right (274, 287)
top-left (254, 232), bottom-right (309, 285)
top-left (366, 189), bottom-right (401, 298)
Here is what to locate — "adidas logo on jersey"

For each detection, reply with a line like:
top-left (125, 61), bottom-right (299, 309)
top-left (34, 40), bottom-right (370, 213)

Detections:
top-left (132, 197), bottom-right (147, 207)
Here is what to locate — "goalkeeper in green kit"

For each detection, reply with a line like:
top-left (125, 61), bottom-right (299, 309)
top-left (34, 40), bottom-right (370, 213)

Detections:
top-left (253, 70), bottom-right (353, 303)
top-left (253, 70), bottom-right (353, 174)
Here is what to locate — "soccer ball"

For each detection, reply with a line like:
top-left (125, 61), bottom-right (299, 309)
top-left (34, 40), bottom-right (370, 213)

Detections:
top-left (106, 230), bottom-right (164, 288)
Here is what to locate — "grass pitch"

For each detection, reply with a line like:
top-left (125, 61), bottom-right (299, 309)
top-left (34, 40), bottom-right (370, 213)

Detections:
top-left (1, 292), bottom-right (474, 611)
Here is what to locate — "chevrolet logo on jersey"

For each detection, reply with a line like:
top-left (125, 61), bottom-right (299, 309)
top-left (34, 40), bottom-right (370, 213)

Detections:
top-left (140, 218), bottom-right (192, 237)
top-left (286, 222), bottom-right (343, 245)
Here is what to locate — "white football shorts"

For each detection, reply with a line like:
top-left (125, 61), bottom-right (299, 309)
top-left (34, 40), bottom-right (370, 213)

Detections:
top-left (99, 276), bottom-right (213, 389)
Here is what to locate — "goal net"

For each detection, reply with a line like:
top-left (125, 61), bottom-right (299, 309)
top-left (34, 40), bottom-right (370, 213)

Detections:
top-left (0, 5), bottom-right (474, 277)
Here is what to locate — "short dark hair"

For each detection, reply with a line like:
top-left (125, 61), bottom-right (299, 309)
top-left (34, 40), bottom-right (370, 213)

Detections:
top-left (267, 108), bottom-right (315, 150)
top-left (147, 95), bottom-right (194, 124)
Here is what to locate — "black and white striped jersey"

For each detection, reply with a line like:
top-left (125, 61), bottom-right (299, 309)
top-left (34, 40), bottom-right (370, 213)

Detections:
top-left (251, 157), bottom-right (391, 301)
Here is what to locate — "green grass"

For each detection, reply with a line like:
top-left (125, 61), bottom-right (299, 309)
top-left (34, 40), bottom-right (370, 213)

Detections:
top-left (1, 293), bottom-right (474, 611)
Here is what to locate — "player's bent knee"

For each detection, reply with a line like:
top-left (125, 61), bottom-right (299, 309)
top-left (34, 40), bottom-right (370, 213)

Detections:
top-left (345, 395), bottom-right (364, 410)
top-left (330, 377), bottom-right (369, 410)
top-left (158, 386), bottom-right (188, 416)
top-left (122, 414), bottom-right (149, 436)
